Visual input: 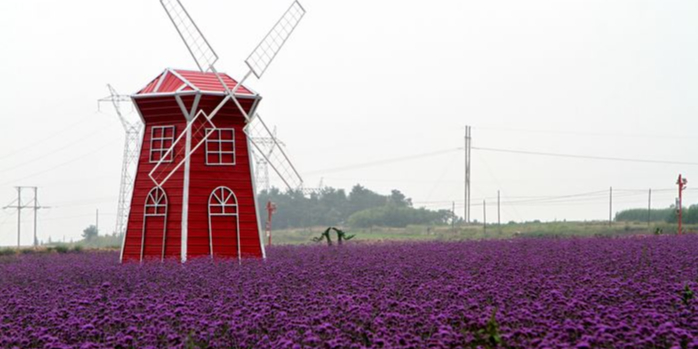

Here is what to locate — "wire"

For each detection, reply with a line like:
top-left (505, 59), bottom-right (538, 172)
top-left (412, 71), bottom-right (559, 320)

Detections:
top-left (305, 148), bottom-right (462, 175)
top-left (475, 152), bottom-right (524, 221)
top-left (474, 125), bottom-right (698, 140)
top-left (0, 137), bottom-right (121, 187)
top-left (0, 126), bottom-right (110, 174)
top-left (0, 114), bottom-right (97, 160)
top-left (472, 146), bottom-right (698, 166)
top-left (425, 152), bottom-right (459, 202)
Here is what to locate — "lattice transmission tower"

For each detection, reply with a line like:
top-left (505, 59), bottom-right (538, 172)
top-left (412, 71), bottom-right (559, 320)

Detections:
top-left (251, 125), bottom-right (283, 193)
top-left (99, 85), bottom-right (143, 236)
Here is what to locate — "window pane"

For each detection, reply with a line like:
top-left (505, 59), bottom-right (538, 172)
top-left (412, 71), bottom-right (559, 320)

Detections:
top-left (220, 142), bottom-right (234, 152)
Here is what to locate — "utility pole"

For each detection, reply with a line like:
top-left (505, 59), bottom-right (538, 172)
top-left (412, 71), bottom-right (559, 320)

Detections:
top-left (609, 187), bottom-right (613, 226)
top-left (677, 175), bottom-right (688, 235)
top-left (33, 187), bottom-right (38, 247)
top-left (647, 189), bottom-right (652, 227)
top-left (483, 199), bottom-right (487, 234)
top-left (464, 126), bottom-right (471, 224)
top-left (3, 186), bottom-right (48, 249)
top-left (497, 190), bottom-right (501, 227)
top-left (266, 201), bottom-right (277, 246)
top-left (96, 209), bottom-right (100, 234)
top-left (14, 187), bottom-right (21, 249)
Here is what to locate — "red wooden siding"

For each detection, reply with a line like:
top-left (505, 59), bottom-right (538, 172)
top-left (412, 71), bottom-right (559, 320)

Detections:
top-left (186, 95), bottom-right (262, 259)
top-left (122, 97), bottom-right (187, 262)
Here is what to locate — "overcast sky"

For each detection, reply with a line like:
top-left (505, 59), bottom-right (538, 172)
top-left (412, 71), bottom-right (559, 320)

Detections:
top-left (1, 0), bottom-right (697, 246)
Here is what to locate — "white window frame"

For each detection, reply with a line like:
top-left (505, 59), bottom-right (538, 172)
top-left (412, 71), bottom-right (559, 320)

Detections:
top-left (205, 128), bottom-right (236, 166)
top-left (207, 186), bottom-right (240, 259)
top-left (149, 126), bottom-right (176, 164)
top-left (142, 187), bottom-right (169, 262)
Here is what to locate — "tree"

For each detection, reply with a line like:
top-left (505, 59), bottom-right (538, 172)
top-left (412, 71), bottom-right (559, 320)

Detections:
top-left (82, 225), bottom-right (98, 241)
top-left (348, 184), bottom-right (386, 215)
top-left (388, 189), bottom-right (412, 207)
top-left (256, 184), bottom-right (452, 229)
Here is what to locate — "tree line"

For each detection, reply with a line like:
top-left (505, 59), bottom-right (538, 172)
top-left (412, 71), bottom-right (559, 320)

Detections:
top-left (615, 205), bottom-right (698, 224)
top-left (256, 185), bottom-right (454, 229)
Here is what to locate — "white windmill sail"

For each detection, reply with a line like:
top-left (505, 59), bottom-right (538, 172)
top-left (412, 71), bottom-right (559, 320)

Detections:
top-left (246, 115), bottom-right (303, 191)
top-left (160, 0), bottom-right (219, 72)
top-left (235, 1), bottom-right (306, 191)
top-left (155, 0), bottom-right (306, 192)
top-left (245, 1), bottom-right (306, 79)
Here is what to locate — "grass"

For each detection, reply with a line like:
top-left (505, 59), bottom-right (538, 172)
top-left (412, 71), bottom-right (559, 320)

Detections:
top-left (3, 221), bottom-right (693, 253)
top-left (270, 221), bottom-right (698, 245)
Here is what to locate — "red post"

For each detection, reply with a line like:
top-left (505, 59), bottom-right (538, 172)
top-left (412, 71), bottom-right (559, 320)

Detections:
top-left (265, 201), bottom-right (277, 246)
top-left (677, 175), bottom-right (688, 235)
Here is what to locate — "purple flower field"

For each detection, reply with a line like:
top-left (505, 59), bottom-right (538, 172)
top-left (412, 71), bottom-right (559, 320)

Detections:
top-left (1, 236), bottom-right (697, 349)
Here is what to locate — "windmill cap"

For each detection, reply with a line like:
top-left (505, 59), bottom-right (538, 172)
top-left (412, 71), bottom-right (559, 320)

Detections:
top-left (135, 68), bottom-right (257, 96)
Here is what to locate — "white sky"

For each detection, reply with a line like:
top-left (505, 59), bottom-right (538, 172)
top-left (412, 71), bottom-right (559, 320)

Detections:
top-left (1, 0), bottom-right (697, 246)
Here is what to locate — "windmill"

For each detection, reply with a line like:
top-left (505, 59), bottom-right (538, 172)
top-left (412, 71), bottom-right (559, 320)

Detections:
top-left (119, 0), bottom-right (307, 262)
top-left (98, 85), bottom-right (143, 237)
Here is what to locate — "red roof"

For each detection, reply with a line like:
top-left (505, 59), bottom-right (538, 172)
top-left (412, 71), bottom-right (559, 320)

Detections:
top-left (136, 69), bottom-right (255, 95)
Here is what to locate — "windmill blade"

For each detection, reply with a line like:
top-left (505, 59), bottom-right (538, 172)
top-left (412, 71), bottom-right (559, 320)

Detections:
top-left (160, 0), bottom-right (219, 72)
top-left (245, 0), bottom-right (306, 79)
top-left (149, 110), bottom-right (216, 187)
top-left (246, 114), bottom-right (303, 190)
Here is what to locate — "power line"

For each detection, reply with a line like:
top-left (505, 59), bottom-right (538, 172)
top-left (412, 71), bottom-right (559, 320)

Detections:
top-left (472, 146), bottom-right (698, 166)
top-left (0, 137), bottom-right (120, 187)
top-left (0, 114), bottom-right (97, 160)
top-left (474, 125), bottom-right (698, 140)
top-left (0, 127), bottom-right (109, 174)
top-left (305, 148), bottom-right (461, 175)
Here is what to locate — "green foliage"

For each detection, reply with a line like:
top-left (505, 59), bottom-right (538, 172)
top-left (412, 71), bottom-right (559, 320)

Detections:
top-left (312, 227), bottom-right (333, 246)
top-left (683, 284), bottom-right (694, 306)
top-left (483, 308), bottom-right (503, 347)
top-left (82, 225), bottom-right (99, 241)
top-left (331, 227), bottom-right (355, 244)
top-left (347, 205), bottom-right (451, 228)
top-left (76, 233), bottom-right (123, 249)
top-left (257, 184), bottom-right (443, 229)
top-left (462, 308), bottom-right (504, 349)
top-left (615, 208), bottom-right (674, 223)
top-left (54, 245), bottom-right (70, 254)
top-left (616, 205), bottom-right (698, 225)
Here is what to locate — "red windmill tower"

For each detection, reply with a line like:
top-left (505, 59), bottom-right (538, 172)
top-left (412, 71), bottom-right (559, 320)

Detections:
top-left (120, 0), bottom-right (306, 262)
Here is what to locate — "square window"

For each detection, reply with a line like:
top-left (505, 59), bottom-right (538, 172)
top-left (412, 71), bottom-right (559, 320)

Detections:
top-left (205, 128), bottom-right (235, 166)
top-left (150, 126), bottom-right (176, 163)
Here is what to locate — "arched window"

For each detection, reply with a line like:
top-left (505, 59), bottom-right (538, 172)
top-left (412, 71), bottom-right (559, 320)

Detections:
top-left (208, 187), bottom-right (240, 258)
top-left (142, 187), bottom-right (168, 261)
top-left (144, 187), bottom-right (168, 216)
